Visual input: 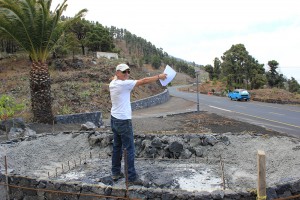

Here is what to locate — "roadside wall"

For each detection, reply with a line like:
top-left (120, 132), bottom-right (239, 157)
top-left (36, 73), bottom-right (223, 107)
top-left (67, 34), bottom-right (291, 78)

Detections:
top-left (53, 89), bottom-right (169, 127)
top-left (131, 89), bottom-right (170, 111)
top-left (1, 174), bottom-right (299, 200)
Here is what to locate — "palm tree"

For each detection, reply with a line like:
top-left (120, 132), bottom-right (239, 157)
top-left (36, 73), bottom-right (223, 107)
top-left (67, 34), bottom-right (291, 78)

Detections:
top-left (0, 0), bottom-right (87, 123)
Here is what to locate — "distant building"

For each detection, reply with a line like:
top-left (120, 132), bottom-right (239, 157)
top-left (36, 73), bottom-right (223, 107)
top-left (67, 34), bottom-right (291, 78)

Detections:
top-left (96, 52), bottom-right (118, 59)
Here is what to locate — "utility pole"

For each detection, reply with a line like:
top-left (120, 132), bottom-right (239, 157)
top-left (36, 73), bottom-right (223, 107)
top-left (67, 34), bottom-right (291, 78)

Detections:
top-left (196, 70), bottom-right (200, 112)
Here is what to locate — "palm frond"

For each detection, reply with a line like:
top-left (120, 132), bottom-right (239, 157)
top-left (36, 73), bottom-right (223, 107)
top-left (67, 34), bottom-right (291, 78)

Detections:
top-left (0, 0), bottom-right (87, 62)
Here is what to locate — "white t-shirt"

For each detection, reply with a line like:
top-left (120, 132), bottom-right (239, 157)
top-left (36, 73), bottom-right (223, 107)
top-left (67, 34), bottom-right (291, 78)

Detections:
top-left (109, 79), bottom-right (137, 120)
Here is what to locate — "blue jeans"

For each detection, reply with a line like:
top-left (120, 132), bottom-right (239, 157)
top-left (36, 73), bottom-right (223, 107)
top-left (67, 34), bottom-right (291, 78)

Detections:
top-left (111, 116), bottom-right (136, 181)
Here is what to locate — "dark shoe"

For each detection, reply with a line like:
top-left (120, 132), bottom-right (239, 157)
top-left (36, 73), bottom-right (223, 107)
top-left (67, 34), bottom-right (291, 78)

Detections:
top-left (112, 172), bottom-right (124, 181)
top-left (128, 177), bottom-right (144, 186)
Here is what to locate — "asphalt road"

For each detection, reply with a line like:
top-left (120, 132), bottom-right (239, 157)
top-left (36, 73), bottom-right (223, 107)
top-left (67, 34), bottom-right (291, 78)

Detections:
top-left (168, 85), bottom-right (300, 138)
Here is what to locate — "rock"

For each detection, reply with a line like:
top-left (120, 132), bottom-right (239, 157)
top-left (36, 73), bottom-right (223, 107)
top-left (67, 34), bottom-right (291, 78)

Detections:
top-left (220, 136), bottom-right (230, 145)
top-left (80, 122), bottom-right (96, 131)
top-left (266, 187), bottom-right (278, 200)
top-left (276, 184), bottom-right (292, 196)
top-left (181, 149), bottom-right (192, 159)
top-left (101, 134), bottom-right (113, 147)
top-left (145, 146), bottom-right (157, 158)
top-left (211, 190), bottom-right (225, 199)
top-left (204, 135), bottom-right (218, 146)
top-left (0, 118), bottom-right (26, 131)
top-left (23, 128), bottom-right (36, 137)
top-left (88, 135), bottom-right (102, 146)
top-left (8, 127), bottom-right (23, 139)
top-left (291, 180), bottom-right (300, 193)
top-left (151, 137), bottom-right (162, 148)
top-left (189, 136), bottom-right (201, 147)
top-left (194, 147), bottom-right (204, 157)
top-left (168, 141), bottom-right (183, 153)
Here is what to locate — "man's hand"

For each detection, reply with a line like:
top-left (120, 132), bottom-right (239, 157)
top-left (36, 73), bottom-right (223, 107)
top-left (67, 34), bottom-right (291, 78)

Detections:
top-left (158, 73), bottom-right (167, 80)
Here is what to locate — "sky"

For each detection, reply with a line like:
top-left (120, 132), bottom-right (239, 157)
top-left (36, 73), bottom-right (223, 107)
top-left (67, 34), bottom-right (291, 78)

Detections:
top-left (51, 0), bottom-right (300, 82)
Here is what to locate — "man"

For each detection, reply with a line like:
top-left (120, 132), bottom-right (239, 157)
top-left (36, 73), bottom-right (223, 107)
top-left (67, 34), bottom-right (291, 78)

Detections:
top-left (109, 63), bottom-right (167, 185)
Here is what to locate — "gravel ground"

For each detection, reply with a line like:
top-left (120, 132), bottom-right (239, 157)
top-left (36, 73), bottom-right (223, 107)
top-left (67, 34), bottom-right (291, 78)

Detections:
top-left (1, 105), bottom-right (300, 192)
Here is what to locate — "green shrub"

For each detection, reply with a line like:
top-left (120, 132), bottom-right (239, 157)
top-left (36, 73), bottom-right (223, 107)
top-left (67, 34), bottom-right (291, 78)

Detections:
top-left (58, 105), bottom-right (72, 115)
top-left (0, 95), bottom-right (25, 120)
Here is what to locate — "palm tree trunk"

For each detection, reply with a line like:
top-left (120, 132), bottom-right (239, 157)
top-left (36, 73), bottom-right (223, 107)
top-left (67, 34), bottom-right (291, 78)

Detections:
top-left (30, 61), bottom-right (54, 124)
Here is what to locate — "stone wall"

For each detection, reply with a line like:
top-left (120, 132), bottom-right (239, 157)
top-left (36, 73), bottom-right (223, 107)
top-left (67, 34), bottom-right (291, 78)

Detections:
top-left (55, 111), bottom-right (103, 127)
top-left (131, 89), bottom-right (170, 111)
top-left (53, 89), bottom-right (169, 127)
top-left (1, 173), bottom-right (299, 199)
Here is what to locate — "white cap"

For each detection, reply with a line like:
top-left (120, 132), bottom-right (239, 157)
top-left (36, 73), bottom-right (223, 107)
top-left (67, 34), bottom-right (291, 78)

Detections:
top-left (116, 63), bottom-right (130, 71)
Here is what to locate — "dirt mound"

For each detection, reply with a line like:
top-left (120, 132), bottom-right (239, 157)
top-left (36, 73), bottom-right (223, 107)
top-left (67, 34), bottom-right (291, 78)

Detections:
top-left (179, 80), bottom-right (227, 95)
top-left (250, 88), bottom-right (300, 104)
top-left (179, 81), bottom-right (300, 104)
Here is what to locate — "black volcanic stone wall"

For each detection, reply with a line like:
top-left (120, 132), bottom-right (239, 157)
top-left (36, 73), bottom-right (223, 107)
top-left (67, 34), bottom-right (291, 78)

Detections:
top-left (131, 89), bottom-right (169, 110)
top-left (1, 173), bottom-right (299, 199)
top-left (53, 89), bottom-right (169, 127)
top-left (55, 111), bottom-right (103, 127)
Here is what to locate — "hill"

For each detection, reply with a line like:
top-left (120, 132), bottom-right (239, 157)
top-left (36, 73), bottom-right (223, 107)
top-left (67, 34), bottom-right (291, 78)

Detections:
top-left (0, 52), bottom-right (195, 122)
top-left (0, 55), bottom-right (162, 121)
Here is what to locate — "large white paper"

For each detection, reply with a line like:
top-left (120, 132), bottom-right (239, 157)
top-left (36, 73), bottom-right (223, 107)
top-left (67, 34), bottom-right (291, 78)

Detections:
top-left (159, 65), bottom-right (177, 86)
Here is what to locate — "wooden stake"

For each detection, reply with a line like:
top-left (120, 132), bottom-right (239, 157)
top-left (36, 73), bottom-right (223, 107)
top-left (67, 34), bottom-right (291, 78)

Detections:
top-left (52, 120), bottom-right (55, 133)
top-left (5, 124), bottom-right (8, 141)
top-left (257, 150), bottom-right (266, 200)
top-left (220, 155), bottom-right (225, 190)
top-left (5, 156), bottom-right (10, 200)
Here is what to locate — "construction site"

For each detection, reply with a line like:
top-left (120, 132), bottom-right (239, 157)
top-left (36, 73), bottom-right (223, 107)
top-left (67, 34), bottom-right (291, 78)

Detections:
top-left (0, 109), bottom-right (300, 199)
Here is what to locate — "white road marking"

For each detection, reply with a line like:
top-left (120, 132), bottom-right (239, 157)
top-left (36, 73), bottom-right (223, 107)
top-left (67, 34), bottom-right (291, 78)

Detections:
top-left (251, 101), bottom-right (300, 113)
top-left (269, 112), bottom-right (285, 116)
top-left (208, 105), bottom-right (232, 112)
top-left (208, 105), bottom-right (300, 129)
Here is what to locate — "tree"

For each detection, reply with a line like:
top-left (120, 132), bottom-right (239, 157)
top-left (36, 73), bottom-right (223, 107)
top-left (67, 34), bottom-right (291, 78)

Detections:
top-left (266, 60), bottom-right (279, 87)
top-left (287, 77), bottom-right (300, 93)
top-left (213, 57), bottom-right (221, 79)
top-left (85, 23), bottom-right (114, 52)
top-left (0, 0), bottom-right (87, 123)
top-left (66, 32), bottom-right (81, 60)
top-left (221, 44), bottom-right (249, 88)
top-left (221, 44), bottom-right (265, 89)
top-left (246, 56), bottom-right (265, 89)
top-left (268, 60), bottom-right (279, 74)
top-left (266, 60), bottom-right (286, 88)
top-left (204, 64), bottom-right (214, 80)
top-left (69, 18), bottom-right (90, 55)
top-left (151, 55), bottom-right (161, 69)
top-left (0, 31), bottom-right (19, 53)
top-left (52, 32), bottom-right (80, 59)
top-left (251, 73), bottom-right (267, 89)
